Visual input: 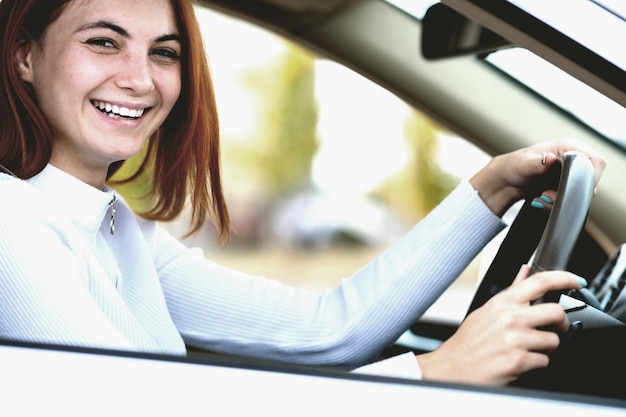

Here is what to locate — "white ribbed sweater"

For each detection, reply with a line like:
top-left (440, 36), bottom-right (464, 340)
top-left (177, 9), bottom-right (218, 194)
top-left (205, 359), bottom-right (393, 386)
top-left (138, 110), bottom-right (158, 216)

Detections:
top-left (0, 164), bottom-right (504, 376)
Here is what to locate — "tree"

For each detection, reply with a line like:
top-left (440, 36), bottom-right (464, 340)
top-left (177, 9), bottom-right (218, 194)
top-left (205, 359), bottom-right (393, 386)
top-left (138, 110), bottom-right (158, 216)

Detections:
top-left (372, 111), bottom-right (459, 222)
top-left (224, 44), bottom-right (319, 198)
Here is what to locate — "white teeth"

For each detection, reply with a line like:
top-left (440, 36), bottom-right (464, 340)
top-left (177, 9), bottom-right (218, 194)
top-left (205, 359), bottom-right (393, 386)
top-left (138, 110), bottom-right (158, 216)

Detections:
top-left (93, 100), bottom-right (145, 119)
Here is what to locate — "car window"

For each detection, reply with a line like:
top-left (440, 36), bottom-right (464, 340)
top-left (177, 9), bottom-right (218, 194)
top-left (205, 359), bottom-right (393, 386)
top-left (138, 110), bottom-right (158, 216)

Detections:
top-left (486, 49), bottom-right (626, 149)
top-left (388, 0), bottom-right (626, 151)
top-left (177, 5), bottom-right (496, 324)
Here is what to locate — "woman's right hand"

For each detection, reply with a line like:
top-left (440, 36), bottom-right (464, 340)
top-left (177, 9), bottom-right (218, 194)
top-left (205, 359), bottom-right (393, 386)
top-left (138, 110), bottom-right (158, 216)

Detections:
top-left (415, 265), bottom-right (587, 385)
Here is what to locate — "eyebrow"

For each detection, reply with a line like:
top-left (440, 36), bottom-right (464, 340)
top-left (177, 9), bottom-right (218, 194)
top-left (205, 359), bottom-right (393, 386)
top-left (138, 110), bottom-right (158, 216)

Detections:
top-left (77, 21), bottom-right (130, 37)
top-left (76, 21), bottom-right (181, 43)
top-left (156, 34), bottom-right (182, 44)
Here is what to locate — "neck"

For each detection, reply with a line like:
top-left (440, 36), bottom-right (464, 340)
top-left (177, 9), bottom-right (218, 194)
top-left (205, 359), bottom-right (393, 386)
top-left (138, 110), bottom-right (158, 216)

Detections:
top-left (48, 155), bottom-right (108, 190)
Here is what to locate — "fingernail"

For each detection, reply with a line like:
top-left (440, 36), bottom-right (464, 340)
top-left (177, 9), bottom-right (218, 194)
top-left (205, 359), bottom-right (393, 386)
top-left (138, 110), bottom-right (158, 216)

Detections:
top-left (576, 277), bottom-right (588, 288)
top-left (539, 195), bottom-right (553, 204)
top-left (531, 200), bottom-right (544, 209)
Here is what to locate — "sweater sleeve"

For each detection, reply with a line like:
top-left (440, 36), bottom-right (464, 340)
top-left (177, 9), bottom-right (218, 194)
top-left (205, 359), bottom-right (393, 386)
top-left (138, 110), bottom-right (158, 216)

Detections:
top-left (157, 181), bottom-right (506, 368)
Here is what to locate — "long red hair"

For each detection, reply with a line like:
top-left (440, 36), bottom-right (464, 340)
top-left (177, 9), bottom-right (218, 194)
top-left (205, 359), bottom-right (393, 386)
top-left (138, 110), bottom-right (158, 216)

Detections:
top-left (0, 0), bottom-right (229, 241)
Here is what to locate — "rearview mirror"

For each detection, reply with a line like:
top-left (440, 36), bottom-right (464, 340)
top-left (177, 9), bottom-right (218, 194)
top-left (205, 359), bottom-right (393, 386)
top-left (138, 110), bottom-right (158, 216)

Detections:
top-left (421, 3), bottom-right (513, 59)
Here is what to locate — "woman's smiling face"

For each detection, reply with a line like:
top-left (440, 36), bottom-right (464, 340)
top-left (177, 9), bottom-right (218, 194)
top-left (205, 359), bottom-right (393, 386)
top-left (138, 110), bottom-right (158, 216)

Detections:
top-left (17, 0), bottom-right (182, 187)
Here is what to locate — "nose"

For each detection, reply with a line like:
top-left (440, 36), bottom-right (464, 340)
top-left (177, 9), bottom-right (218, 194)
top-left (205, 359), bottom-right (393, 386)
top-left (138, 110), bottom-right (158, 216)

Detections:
top-left (115, 52), bottom-right (155, 95)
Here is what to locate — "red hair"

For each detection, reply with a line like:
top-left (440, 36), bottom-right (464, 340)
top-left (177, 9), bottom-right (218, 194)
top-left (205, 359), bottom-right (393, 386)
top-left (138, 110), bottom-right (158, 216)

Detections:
top-left (0, 0), bottom-right (230, 241)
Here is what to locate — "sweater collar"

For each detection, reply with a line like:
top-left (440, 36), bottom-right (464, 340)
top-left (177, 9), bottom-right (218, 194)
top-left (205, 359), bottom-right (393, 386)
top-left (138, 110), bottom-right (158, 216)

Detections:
top-left (27, 164), bottom-right (118, 234)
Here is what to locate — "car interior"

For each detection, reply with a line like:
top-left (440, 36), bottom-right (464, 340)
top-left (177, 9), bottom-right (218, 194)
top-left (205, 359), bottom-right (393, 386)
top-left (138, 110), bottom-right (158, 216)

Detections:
top-left (196, 0), bottom-right (626, 401)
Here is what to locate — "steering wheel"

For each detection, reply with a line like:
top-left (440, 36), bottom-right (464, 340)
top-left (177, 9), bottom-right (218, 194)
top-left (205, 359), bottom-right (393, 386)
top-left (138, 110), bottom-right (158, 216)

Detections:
top-left (466, 150), bottom-right (595, 314)
top-left (464, 151), bottom-right (626, 399)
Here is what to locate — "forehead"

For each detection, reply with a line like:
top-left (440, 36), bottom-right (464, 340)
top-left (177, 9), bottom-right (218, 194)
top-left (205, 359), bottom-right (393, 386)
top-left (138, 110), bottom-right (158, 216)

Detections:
top-left (55, 0), bottom-right (179, 37)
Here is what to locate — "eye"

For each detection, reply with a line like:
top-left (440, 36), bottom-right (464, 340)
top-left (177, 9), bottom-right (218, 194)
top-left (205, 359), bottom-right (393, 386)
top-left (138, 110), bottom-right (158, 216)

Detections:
top-left (150, 47), bottom-right (181, 62)
top-left (86, 38), bottom-right (117, 49)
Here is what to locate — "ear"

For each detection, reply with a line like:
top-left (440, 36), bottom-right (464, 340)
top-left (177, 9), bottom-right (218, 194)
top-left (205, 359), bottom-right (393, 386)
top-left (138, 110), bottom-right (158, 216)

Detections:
top-left (14, 40), bottom-right (35, 83)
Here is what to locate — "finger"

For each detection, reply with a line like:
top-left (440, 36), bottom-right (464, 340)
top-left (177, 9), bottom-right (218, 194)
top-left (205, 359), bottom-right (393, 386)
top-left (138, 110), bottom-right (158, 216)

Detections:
top-left (528, 150), bottom-right (557, 178)
top-left (519, 350), bottom-right (551, 374)
top-left (541, 189), bottom-right (557, 202)
top-left (541, 152), bottom-right (558, 170)
top-left (514, 303), bottom-right (571, 333)
top-left (591, 158), bottom-right (607, 188)
top-left (552, 138), bottom-right (606, 187)
top-left (518, 325), bottom-right (563, 353)
top-left (512, 264), bottom-right (530, 285)
top-left (506, 271), bottom-right (586, 305)
top-left (530, 191), bottom-right (555, 210)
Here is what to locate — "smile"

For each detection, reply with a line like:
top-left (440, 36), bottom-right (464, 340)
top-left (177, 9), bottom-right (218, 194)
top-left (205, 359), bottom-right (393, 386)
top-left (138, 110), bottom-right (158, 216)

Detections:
top-left (92, 100), bottom-right (146, 119)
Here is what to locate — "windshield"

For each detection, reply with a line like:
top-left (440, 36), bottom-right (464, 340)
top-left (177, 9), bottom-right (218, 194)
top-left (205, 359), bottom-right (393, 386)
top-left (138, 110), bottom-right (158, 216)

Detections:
top-left (486, 48), bottom-right (626, 148)
top-left (387, 0), bottom-right (626, 151)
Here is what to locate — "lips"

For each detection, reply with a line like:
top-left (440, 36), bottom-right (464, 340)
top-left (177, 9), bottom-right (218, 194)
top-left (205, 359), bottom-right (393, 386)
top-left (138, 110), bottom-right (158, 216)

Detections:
top-left (92, 100), bottom-right (146, 119)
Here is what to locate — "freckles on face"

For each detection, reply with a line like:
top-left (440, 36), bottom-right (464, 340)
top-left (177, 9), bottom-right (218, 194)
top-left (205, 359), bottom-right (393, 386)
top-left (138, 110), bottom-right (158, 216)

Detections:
top-left (26, 0), bottom-right (183, 181)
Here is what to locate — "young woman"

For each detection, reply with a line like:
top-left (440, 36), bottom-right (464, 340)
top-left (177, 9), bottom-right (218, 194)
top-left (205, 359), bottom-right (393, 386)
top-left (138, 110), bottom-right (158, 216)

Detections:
top-left (0, 0), bottom-right (606, 385)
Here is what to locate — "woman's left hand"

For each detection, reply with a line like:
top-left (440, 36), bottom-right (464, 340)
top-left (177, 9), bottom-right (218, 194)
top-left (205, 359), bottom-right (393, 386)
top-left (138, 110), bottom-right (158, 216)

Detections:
top-left (469, 138), bottom-right (606, 216)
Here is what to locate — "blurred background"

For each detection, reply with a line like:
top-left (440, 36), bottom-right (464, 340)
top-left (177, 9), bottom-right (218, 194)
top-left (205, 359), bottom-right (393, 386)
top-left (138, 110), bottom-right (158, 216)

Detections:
top-left (115, 5), bottom-right (493, 322)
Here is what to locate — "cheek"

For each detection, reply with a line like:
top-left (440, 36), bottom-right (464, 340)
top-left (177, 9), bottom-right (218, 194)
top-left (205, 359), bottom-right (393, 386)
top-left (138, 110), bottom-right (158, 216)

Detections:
top-left (30, 65), bottom-right (71, 128)
top-left (32, 50), bottom-right (91, 108)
